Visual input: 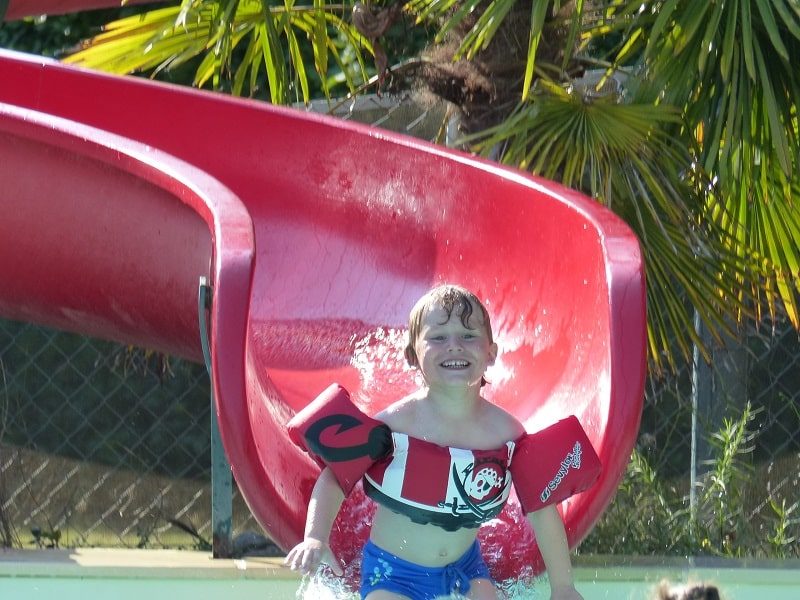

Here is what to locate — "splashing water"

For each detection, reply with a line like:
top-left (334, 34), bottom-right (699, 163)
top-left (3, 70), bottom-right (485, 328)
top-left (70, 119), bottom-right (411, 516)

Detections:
top-left (294, 569), bottom-right (548, 599)
top-left (295, 570), bottom-right (358, 600)
top-left (349, 325), bottom-right (417, 405)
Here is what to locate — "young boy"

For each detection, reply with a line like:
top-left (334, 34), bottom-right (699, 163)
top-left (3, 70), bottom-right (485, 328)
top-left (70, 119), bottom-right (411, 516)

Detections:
top-left (286, 284), bottom-right (586, 600)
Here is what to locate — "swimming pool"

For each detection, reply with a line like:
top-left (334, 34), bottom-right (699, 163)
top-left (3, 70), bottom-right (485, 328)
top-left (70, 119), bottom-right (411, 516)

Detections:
top-left (2, 550), bottom-right (799, 599)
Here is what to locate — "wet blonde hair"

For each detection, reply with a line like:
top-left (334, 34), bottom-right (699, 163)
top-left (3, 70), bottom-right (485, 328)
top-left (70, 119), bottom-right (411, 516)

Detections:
top-left (654, 581), bottom-right (721, 600)
top-left (404, 284), bottom-right (493, 369)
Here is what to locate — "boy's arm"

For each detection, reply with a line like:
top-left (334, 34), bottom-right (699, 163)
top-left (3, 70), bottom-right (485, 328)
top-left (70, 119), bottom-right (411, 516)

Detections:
top-left (527, 505), bottom-right (584, 600)
top-left (284, 467), bottom-right (346, 575)
top-left (305, 466), bottom-right (345, 541)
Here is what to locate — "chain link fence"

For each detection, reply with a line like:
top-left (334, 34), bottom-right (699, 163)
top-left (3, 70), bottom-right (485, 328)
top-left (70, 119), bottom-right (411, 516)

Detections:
top-left (582, 312), bottom-right (800, 557)
top-left (0, 318), bottom-right (263, 551)
top-left (2, 312), bottom-right (798, 556)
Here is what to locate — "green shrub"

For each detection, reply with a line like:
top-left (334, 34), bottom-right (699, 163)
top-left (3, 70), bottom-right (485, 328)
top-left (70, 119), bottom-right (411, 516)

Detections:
top-left (582, 403), bottom-right (799, 558)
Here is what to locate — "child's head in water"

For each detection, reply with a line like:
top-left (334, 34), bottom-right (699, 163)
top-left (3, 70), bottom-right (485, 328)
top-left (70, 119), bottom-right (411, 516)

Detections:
top-left (404, 284), bottom-right (496, 387)
top-left (654, 581), bottom-right (721, 600)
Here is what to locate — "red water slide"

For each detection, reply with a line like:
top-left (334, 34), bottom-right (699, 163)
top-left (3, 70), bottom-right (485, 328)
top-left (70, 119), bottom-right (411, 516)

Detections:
top-left (3, 0), bottom-right (159, 20)
top-left (0, 45), bottom-right (646, 579)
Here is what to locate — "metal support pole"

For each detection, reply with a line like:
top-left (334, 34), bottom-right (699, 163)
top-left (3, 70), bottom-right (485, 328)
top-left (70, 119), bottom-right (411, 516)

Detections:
top-left (198, 277), bottom-right (233, 558)
top-left (690, 310), bottom-right (713, 527)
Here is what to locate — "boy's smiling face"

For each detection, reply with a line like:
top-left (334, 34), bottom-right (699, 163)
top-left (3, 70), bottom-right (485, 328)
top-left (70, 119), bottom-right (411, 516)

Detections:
top-left (413, 300), bottom-right (497, 390)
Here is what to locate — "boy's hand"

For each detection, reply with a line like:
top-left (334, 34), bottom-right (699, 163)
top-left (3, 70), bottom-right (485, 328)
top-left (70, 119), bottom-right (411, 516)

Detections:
top-left (284, 538), bottom-right (344, 576)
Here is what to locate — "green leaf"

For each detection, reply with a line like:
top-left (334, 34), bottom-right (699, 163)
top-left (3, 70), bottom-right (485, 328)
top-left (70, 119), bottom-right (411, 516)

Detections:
top-left (741, 0), bottom-right (757, 80)
top-left (698, 2), bottom-right (723, 76)
top-left (753, 42), bottom-right (791, 175)
top-left (458, 0), bottom-right (517, 59)
top-left (63, 0), bottom-right (367, 103)
top-left (719, 0), bottom-right (739, 82)
top-left (521, 0), bottom-right (550, 99)
top-left (559, 0), bottom-right (584, 71)
top-left (311, 0), bottom-right (328, 97)
top-left (644, 0), bottom-right (678, 59)
top-left (232, 26), bottom-right (259, 95)
top-left (614, 26), bottom-right (643, 65)
top-left (672, 0), bottom-right (710, 56)
top-left (754, 0), bottom-right (790, 60)
top-left (772, 0), bottom-right (800, 39)
top-left (260, 15), bottom-right (287, 104)
top-left (285, 17), bottom-right (309, 103)
top-left (435, 0), bottom-right (484, 44)
top-left (411, 0), bottom-right (459, 24)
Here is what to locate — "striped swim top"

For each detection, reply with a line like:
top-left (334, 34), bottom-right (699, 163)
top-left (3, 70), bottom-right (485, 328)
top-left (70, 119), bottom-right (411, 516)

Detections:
top-left (363, 431), bottom-right (515, 531)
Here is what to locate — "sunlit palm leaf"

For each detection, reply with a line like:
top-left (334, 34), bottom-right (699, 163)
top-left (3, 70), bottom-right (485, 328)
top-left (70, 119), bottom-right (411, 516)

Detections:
top-left (647, 0), bottom-right (799, 328)
top-left (311, 0), bottom-right (328, 94)
top-left (559, 0), bottom-right (584, 73)
top-left (467, 84), bottom-right (758, 372)
top-left (520, 0), bottom-right (550, 98)
top-left (460, 0), bottom-right (517, 57)
top-left (430, 0), bottom-right (482, 42)
top-left (65, 0), bottom-right (370, 104)
top-left (590, 1), bottom-right (800, 334)
top-left (406, 0), bottom-right (458, 24)
top-left (259, 15), bottom-right (287, 102)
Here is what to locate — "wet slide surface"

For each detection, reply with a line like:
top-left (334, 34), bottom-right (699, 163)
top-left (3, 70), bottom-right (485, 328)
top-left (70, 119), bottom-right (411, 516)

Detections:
top-left (0, 43), bottom-right (646, 580)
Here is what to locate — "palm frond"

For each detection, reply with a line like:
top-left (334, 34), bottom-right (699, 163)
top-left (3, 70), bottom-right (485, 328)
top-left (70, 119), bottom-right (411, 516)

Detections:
top-left (591, 1), bottom-right (800, 333)
top-left (466, 84), bottom-right (760, 372)
top-left (64, 0), bottom-right (370, 104)
top-left (657, 0), bottom-right (799, 328)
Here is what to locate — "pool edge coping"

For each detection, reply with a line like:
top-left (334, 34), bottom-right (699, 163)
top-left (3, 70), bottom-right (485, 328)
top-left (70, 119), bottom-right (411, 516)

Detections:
top-left (1, 549), bottom-right (799, 583)
top-left (0, 548), bottom-right (300, 580)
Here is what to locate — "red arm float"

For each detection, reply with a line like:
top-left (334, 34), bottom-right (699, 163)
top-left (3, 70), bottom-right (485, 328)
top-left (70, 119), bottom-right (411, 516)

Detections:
top-left (287, 383), bottom-right (392, 495)
top-left (510, 416), bottom-right (602, 514)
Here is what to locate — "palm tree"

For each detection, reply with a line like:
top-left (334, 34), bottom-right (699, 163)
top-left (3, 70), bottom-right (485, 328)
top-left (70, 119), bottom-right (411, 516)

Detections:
top-left (60, 0), bottom-right (800, 373)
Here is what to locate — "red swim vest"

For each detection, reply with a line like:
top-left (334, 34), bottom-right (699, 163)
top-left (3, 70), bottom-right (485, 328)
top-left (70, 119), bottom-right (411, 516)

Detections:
top-left (363, 433), bottom-right (515, 531)
top-left (288, 384), bottom-right (601, 529)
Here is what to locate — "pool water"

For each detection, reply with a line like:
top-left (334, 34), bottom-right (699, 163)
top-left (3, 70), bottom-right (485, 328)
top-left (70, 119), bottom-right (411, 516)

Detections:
top-left (2, 551), bottom-right (799, 599)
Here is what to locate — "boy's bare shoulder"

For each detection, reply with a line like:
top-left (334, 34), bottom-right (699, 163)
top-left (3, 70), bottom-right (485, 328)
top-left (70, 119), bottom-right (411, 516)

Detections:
top-left (481, 400), bottom-right (526, 441)
top-left (374, 394), bottom-right (422, 430)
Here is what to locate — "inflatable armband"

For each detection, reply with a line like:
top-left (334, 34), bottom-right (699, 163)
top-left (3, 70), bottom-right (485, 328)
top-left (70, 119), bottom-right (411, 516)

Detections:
top-left (287, 383), bottom-right (392, 494)
top-left (510, 416), bottom-right (601, 514)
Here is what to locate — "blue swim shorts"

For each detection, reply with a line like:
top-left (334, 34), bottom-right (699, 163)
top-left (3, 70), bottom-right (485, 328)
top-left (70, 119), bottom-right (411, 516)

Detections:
top-left (359, 539), bottom-right (492, 599)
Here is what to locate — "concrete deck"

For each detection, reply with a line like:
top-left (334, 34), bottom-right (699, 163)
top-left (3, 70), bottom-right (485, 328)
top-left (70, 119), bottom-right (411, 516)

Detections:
top-left (0, 548), bottom-right (301, 580)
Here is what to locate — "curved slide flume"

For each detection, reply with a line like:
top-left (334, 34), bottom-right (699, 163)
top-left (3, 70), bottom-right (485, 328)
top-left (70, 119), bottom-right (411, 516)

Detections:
top-left (3, 0), bottom-right (161, 20)
top-left (0, 48), bottom-right (646, 579)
